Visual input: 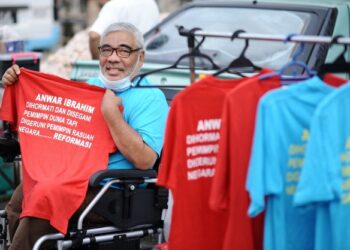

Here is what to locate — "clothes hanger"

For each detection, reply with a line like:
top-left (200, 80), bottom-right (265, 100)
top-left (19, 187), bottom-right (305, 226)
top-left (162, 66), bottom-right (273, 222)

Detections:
top-left (260, 33), bottom-right (316, 82)
top-left (132, 27), bottom-right (220, 86)
top-left (318, 35), bottom-right (350, 78)
top-left (214, 29), bottom-right (261, 77)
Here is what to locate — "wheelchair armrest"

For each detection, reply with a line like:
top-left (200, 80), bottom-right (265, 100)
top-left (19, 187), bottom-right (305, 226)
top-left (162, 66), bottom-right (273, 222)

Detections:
top-left (89, 169), bottom-right (157, 187)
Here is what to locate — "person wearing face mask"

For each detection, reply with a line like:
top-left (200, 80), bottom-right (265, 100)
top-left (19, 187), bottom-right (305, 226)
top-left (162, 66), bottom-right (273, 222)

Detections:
top-left (1, 22), bottom-right (169, 250)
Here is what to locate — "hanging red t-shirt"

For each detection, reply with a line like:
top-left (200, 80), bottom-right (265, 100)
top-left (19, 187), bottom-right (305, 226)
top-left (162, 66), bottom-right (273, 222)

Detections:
top-left (0, 68), bottom-right (116, 234)
top-left (209, 73), bottom-right (346, 250)
top-left (157, 69), bottom-right (273, 250)
top-left (209, 76), bottom-right (280, 250)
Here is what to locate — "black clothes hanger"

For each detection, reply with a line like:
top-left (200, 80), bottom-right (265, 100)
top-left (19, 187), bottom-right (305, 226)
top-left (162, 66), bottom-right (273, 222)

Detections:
top-left (318, 35), bottom-right (350, 78)
top-left (214, 29), bottom-right (261, 77)
top-left (133, 27), bottom-right (220, 86)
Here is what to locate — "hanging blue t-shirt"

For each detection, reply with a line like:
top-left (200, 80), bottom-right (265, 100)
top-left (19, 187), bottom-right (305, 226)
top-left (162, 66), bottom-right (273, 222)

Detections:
top-left (246, 76), bottom-right (341, 250)
top-left (87, 77), bottom-right (169, 169)
top-left (294, 82), bottom-right (350, 250)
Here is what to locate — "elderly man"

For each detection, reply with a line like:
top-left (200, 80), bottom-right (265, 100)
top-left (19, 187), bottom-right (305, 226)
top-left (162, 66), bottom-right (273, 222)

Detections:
top-left (2, 22), bottom-right (168, 250)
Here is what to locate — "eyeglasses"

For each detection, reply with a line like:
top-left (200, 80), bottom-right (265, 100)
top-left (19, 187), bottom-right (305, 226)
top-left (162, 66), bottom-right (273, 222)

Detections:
top-left (98, 45), bottom-right (142, 58)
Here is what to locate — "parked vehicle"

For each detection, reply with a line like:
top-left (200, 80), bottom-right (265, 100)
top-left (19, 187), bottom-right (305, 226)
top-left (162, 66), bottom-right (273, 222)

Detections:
top-left (71, 0), bottom-right (350, 86)
top-left (0, 0), bottom-right (60, 52)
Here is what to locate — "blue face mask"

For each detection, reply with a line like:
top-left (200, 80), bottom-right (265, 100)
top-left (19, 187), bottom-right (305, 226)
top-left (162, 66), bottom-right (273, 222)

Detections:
top-left (98, 72), bottom-right (134, 92)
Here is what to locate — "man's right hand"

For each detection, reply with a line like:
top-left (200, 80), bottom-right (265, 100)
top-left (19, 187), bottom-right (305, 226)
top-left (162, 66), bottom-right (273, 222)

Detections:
top-left (2, 64), bottom-right (20, 86)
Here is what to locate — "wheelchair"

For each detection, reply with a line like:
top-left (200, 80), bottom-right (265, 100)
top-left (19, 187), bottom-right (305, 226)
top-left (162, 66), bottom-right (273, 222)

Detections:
top-left (0, 121), bottom-right (169, 250)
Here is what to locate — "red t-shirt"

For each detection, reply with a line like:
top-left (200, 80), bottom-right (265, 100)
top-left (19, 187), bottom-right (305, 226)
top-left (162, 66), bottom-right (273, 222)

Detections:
top-left (157, 70), bottom-right (272, 250)
top-left (209, 76), bottom-right (281, 250)
top-left (209, 73), bottom-right (346, 250)
top-left (0, 68), bottom-right (116, 234)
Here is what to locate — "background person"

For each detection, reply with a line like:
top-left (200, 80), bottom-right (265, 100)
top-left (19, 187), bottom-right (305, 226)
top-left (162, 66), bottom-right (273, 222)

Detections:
top-left (89, 0), bottom-right (160, 59)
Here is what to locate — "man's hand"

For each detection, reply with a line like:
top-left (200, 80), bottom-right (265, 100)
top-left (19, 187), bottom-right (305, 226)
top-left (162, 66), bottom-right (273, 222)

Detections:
top-left (101, 89), bottom-right (123, 124)
top-left (101, 89), bottom-right (122, 119)
top-left (2, 65), bottom-right (20, 86)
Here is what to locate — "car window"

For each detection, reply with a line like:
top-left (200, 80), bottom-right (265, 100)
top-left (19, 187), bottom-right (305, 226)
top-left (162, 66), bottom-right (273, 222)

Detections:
top-left (144, 6), bottom-right (314, 70)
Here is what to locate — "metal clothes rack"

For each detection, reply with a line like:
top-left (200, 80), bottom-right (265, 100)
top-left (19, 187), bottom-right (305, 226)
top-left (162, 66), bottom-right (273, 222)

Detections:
top-left (177, 26), bottom-right (350, 82)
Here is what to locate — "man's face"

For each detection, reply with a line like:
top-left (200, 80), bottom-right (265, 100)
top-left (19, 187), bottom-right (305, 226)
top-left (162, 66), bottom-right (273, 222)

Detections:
top-left (99, 31), bottom-right (144, 81)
